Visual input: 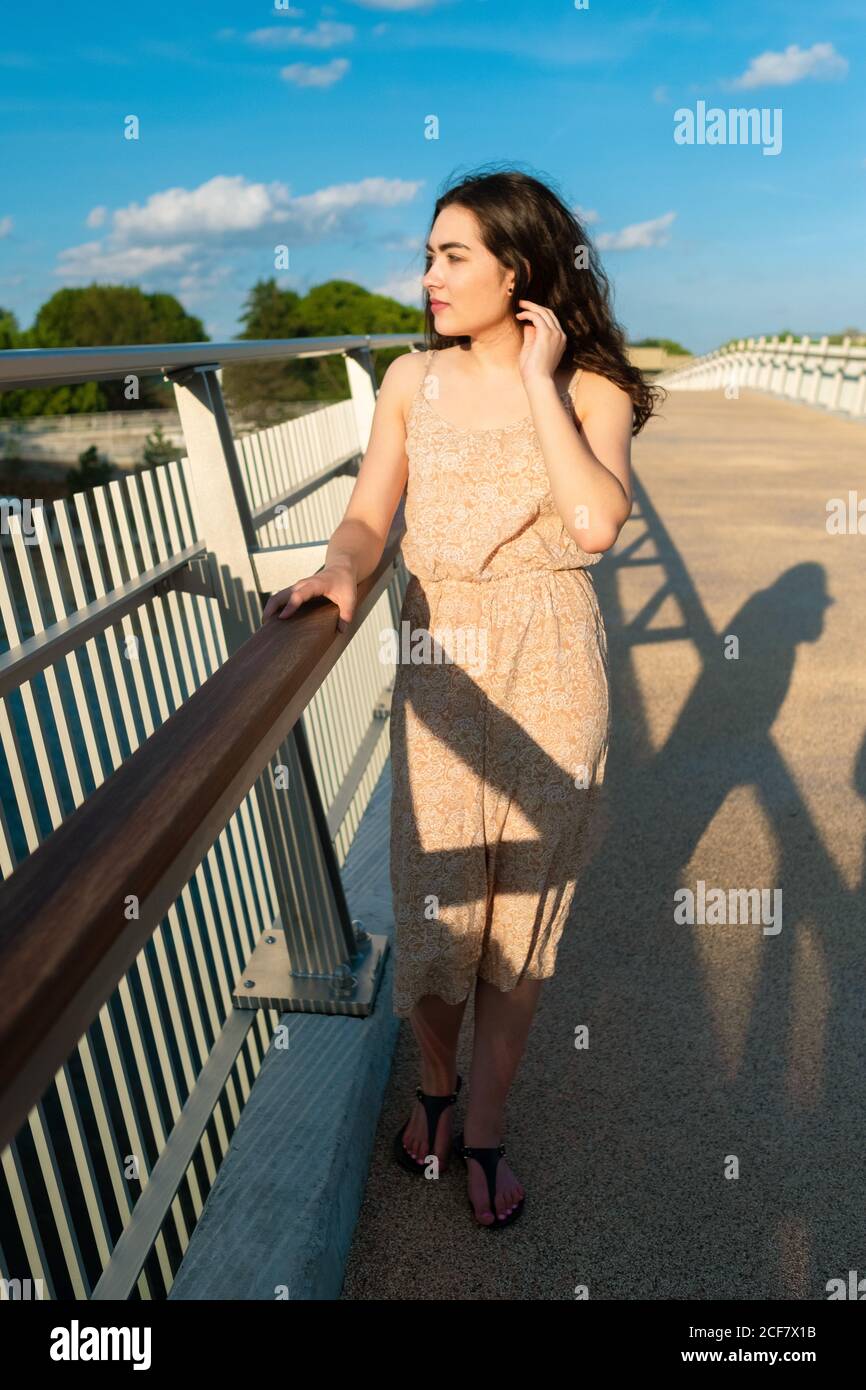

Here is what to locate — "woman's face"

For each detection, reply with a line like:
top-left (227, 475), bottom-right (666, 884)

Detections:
top-left (422, 204), bottom-right (514, 338)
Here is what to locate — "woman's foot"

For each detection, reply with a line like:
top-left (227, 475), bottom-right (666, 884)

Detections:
top-left (400, 1086), bottom-right (457, 1173)
top-left (463, 1133), bottom-right (525, 1224)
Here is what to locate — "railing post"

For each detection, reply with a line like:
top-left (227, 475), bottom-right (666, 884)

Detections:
top-left (829, 338), bottom-right (850, 412)
top-left (344, 343), bottom-right (378, 453)
top-left (166, 364), bottom-right (261, 646)
top-left (810, 336), bottom-right (829, 405)
top-left (291, 714), bottom-right (359, 961)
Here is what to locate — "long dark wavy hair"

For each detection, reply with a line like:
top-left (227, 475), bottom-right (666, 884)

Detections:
top-left (423, 164), bottom-right (665, 435)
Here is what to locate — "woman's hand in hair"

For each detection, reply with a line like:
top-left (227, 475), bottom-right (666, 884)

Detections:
top-left (515, 299), bottom-right (567, 387)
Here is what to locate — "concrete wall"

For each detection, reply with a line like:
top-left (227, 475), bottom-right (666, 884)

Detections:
top-left (629, 347), bottom-right (693, 374)
top-left (0, 403), bottom-right (338, 469)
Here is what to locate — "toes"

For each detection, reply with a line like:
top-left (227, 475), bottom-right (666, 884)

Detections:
top-left (467, 1167), bottom-right (496, 1224)
top-left (495, 1177), bottom-right (522, 1218)
top-left (463, 1152), bottom-right (522, 1221)
top-left (403, 1124), bottom-right (424, 1163)
top-left (495, 1181), bottom-right (514, 1218)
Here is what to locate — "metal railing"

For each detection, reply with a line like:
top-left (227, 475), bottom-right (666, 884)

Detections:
top-left (658, 333), bottom-right (866, 418)
top-left (0, 331), bottom-right (423, 1299)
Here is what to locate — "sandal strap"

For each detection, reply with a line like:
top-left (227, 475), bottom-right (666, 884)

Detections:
top-left (458, 1135), bottom-right (508, 1214)
top-left (415, 1074), bottom-right (462, 1157)
top-left (415, 1072), bottom-right (462, 1105)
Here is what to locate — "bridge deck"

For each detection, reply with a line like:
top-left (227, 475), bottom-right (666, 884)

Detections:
top-left (342, 387), bottom-right (866, 1300)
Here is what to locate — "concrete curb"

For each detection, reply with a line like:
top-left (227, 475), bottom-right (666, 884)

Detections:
top-left (169, 765), bottom-right (398, 1301)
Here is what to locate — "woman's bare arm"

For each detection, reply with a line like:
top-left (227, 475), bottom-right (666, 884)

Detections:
top-left (322, 352), bottom-right (414, 585)
top-left (262, 352), bottom-right (416, 624)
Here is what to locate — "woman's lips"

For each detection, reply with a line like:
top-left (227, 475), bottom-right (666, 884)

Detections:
top-left (430, 300), bottom-right (449, 311)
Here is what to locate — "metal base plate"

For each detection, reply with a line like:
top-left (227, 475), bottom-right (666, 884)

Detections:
top-left (231, 925), bottom-right (389, 1016)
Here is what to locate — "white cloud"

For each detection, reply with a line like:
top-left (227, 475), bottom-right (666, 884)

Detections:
top-left (85, 174), bottom-right (421, 244)
top-left (573, 204), bottom-right (600, 226)
top-left (86, 205), bottom-right (107, 228)
top-left (248, 22), bottom-right (355, 48)
top-left (730, 41), bottom-right (848, 90)
top-left (280, 57), bottom-right (350, 86)
top-left (56, 241), bottom-right (197, 278)
top-left (112, 175), bottom-right (294, 242)
top-left (0, 215), bottom-right (13, 238)
top-left (289, 177), bottom-right (422, 234)
top-left (374, 272), bottom-right (426, 305)
top-left (176, 263), bottom-right (234, 307)
top-left (595, 212), bottom-right (676, 251)
top-left (55, 174), bottom-right (424, 285)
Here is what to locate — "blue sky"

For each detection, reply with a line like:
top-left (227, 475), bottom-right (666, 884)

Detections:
top-left (0, 0), bottom-right (863, 355)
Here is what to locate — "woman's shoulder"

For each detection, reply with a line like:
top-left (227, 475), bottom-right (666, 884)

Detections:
top-left (571, 367), bottom-right (634, 419)
top-left (389, 346), bottom-right (432, 381)
top-left (382, 349), bottom-right (431, 430)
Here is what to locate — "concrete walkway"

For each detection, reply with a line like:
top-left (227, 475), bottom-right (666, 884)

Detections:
top-left (341, 387), bottom-right (866, 1300)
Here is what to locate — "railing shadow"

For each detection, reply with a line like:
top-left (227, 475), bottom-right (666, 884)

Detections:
top-left (564, 473), bottom-right (858, 1297)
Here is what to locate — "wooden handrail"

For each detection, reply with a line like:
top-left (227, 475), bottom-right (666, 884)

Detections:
top-left (0, 510), bottom-right (405, 1153)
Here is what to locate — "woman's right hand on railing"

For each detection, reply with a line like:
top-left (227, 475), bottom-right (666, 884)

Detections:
top-left (261, 563), bottom-right (358, 634)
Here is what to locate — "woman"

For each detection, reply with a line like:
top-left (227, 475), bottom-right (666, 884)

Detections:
top-left (263, 167), bottom-right (663, 1230)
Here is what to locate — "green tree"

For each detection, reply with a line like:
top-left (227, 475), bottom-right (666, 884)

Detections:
top-left (1, 285), bottom-right (208, 419)
top-left (66, 443), bottom-right (115, 494)
top-left (631, 337), bottom-right (691, 355)
top-left (0, 306), bottom-right (19, 350)
top-left (6, 379), bottom-right (107, 419)
top-left (138, 421), bottom-right (182, 470)
top-left (222, 277), bottom-right (424, 419)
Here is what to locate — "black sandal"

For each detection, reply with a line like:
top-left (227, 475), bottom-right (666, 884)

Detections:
top-left (393, 1074), bottom-right (463, 1177)
top-left (453, 1129), bottom-right (525, 1229)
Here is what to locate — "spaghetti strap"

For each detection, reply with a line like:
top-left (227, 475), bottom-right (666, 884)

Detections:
top-left (413, 347), bottom-right (436, 409)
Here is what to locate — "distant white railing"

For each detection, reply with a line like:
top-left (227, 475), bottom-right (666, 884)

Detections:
top-left (658, 334), bottom-right (866, 418)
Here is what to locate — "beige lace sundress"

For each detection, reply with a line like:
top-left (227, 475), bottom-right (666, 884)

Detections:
top-left (388, 347), bottom-right (611, 1019)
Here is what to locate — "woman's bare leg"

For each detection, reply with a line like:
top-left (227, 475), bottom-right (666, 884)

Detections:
top-left (463, 974), bottom-right (544, 1223)
top-left (399, 992), bottom-right (469, 1170)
